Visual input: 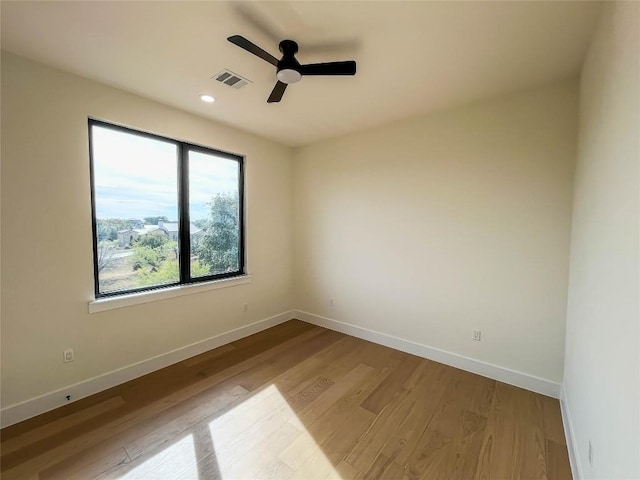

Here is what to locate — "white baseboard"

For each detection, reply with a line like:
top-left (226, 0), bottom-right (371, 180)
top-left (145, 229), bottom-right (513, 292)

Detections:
top-left (560, 385), bottom-right (582, 479)
top-left (295, 310), bottom-right (561, 399)
top-left (0, 311), bottom-right (295, 428)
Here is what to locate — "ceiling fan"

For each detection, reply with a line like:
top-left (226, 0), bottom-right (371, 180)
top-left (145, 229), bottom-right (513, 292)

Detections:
top-left (227, 35), bottom-right (357, 103)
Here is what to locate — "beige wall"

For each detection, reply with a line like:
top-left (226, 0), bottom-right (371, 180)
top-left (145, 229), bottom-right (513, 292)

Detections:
top-left (0, 53), bottom-right (294, 407)
top-left (563, 2), bottom-right (640, 478)
top-left (294, 80), bottom-right (578, 383)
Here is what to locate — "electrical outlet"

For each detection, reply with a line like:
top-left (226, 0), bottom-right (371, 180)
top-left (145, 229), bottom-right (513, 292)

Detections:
top-left (63, 348), bottom-right (74, 363)
top-left (588, 440), bottom-right (594, 466)
top-left (329, 298), bottom-right (335, 307)
top-left (472, 329), bottom-right (481, 341)
top-left (242, 303), bottom-right (249, 312)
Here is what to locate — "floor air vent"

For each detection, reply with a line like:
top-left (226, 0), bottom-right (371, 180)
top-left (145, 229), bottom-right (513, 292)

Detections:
top-left (213, 69), bottom-right (252, 89)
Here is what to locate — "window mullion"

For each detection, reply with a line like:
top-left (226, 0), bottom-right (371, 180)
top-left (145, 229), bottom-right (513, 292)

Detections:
top-left (239, 158), bottom-right (246, 275)
top-left (178, 144), bottom-right (191, 283)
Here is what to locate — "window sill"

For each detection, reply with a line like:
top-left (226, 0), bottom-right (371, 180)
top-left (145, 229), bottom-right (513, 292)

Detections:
top-left (88, 275), bottom-right (253, 313)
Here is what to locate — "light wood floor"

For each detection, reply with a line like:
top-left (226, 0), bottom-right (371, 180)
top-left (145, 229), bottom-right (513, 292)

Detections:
top-left (0, 320), bottom-right (571, 480)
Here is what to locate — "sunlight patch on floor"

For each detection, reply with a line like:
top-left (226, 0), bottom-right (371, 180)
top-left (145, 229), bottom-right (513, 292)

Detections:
top-left (120, 434), bottom-right (198, 479)
top-left (207, 384), bottom-right (341, 480)
top-left (113, 384), bottom-right (341, 479)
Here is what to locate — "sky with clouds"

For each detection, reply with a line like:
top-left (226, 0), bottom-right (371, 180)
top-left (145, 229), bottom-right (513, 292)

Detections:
top-left (92, 125), bottom-right (239, 222)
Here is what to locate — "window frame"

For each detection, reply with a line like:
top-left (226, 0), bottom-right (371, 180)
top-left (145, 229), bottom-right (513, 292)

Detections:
top-left (88, 118), bottom-right (246, 299)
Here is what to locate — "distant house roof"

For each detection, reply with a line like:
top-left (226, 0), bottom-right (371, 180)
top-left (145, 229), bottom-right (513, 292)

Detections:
top-left (118, 222), bottom-right (201, 236)
top-left (160, 222), bottom-right (179, 232)
top-left (136, 226), bottom-right (160, 235)
top-left (117, 225), bottom-right (160, 235)
top-left (159, 222), bottom-right (201, 235)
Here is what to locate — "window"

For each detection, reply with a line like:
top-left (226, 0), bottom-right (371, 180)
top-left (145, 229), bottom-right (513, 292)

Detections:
top-left (89, 119), bottom-right (244, 298)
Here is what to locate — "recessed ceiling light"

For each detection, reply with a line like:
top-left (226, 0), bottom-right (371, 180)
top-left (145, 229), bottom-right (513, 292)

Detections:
top-left (200, 94), bottom-right (215, 103)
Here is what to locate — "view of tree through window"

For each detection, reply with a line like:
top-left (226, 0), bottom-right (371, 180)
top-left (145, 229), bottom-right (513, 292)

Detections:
top-left (90, 121), bottom-right (244, 297)
top-left (189, 150), bottom-right (240, 278)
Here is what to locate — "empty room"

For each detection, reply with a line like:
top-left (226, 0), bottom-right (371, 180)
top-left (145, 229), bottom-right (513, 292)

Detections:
top-left (1, 1), bottom-right (638, 479)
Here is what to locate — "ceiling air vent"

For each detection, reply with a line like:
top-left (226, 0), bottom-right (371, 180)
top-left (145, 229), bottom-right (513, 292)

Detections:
top-left (213, 69), bottom-right (252, 90)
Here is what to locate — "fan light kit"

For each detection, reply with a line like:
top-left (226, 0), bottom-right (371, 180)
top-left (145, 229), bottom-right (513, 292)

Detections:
top-left (227, 35), bottom-right (357, 103)
top-left (199, 94), bottom-right (216, 103)
top-left (277, 69), bottom-right (302, 84)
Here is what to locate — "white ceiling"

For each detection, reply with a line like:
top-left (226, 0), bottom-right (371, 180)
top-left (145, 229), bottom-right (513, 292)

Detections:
top-left (1, 1), bottom-right (601, 147)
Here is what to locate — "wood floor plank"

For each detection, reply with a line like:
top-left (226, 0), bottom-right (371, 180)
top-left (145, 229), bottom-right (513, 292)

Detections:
top-left (346, 371), bottom-right (425, 472)
top-left (0, 401), bottom-right (132, 473)
top-left (1, 396), bottom-right (125, 456)
top-left (360, 354), bottom-right (422, 414)
top-left (290, 444), bottom-right (341, 480)
top-left (0, 320), bottom-right (571, 480)
top-left (442, 410), bottom-right (487, 480)
top-left (267, 335), bottom-right (360, 395)
top-left (344, 360), bottom-right (440, 472)
top-left (304, 364), bottom-right (389, 441)
top-left (319, 406), bottom-right (375, 464)
top-left (183, 343), bottom-right (236, 367)
top-left (363, 453), bottom-right (407, 480)
top-left (193, 326), bottom-right (326, 379)
top-left (379, 361), bottom-right (450, 460)
top-left (292, 363), bottom-right (375, 426)
top-left (235, 329), bottom-right (345, 392)
top-left (124, 385), bottom-right (249, 461)
top-left (336, 460), bottom-right (360, 480)
top-left (287, 376), bottom-right (335, 411)
top-left (278, 364), bottom-right (383, 471)
top-left (468, 376), bottom-right (496, 417)
top-left (474, 381), bottom-right (521, 480)
top-left (39, 443), bottom-right (130, 480)
top-left (518, 391), bottom-right (548, 479)
top-left (404, 429), bottom-right (451, 480)
top-left (541, 395), bottom-right (567, 445)
top-left (546, 439), bottom-right (572, 480)
top-left (186, 419), bottom-right (301, 480)
top-left (279, 429), bottom-right (324, 471)
top-left (253, 458), bottom-right (295, 480)
top-left (403, 370), bottom-right (480, 480)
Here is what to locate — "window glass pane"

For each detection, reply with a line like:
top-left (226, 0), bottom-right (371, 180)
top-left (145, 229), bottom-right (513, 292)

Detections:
top-left (188, 150), bottom-right (241, 278)
top-left (92, 125), bottom-right (179, 294)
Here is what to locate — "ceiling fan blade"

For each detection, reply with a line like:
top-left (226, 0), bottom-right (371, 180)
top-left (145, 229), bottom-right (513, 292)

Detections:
top-left (299, 61), bottom-right (356, 76)
top-left (227, 35), bottom-right (278, 66)
top-left (267, 81), bottom-right (287, 103)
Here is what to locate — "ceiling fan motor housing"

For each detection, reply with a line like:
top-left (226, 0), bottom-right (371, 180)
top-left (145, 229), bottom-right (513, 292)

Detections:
top-left (277, 40), bottom-right (302, 84)
top-left (279, 39), bottom-right (299, 55)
